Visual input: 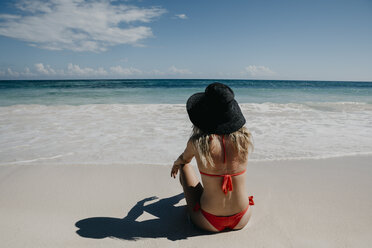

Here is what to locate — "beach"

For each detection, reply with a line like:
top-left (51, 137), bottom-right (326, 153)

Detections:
top-left (1, 79), bottom-right (371, 247)
top-left (0, 155), bottom-right (371, 247)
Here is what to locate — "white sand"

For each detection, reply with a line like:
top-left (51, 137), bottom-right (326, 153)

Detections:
top-left (0, 155), bottom-right (371, 248)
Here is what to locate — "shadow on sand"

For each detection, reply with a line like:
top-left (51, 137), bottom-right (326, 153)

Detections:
top-left (75, 193), bottom-right (211, 241)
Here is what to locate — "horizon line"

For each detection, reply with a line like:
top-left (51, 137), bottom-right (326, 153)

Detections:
top-left (1, 78), bottom-right (372, 83)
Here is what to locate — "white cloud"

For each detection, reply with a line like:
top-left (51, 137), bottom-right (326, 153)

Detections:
top-left (175, 14), bottom-right (188, 19)
top-left (67, 63), bottom-right (107, 76)
top-left (35, 63), bottom-right (56, 75)
top-left (110, 66), bottom-right (142, 76)
top-left (242, 65), bottom-right (275, 77)
top-left (0, 64), bottom-right (193, 78)
top-left (1, 67), bottom-right (36, 77)
top-left (0, 0), bottom-right (166, 52)
top-left (168, 65), bottom-right (192, 75)
top-left (23, 67), bottom-right (35, 76)
top-left (7, 68), bottom-right (20, 77)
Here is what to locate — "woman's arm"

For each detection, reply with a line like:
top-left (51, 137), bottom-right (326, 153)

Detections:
top-left (170, 139), bottom-right (195, 178)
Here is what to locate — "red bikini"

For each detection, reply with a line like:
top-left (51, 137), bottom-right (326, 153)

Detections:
top-left (193, 135), bottom-right (254, 231)
top-left (193, 196), bottom-right (254, 231)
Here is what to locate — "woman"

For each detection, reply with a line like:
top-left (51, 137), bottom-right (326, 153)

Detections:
top-left (171, 82), bottom-right (254, 232)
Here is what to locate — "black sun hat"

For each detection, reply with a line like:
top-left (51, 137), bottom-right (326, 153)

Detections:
top-left (186, 82), bottom-right (246, 134)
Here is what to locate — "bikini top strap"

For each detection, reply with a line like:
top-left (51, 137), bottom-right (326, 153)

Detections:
top-left (199, 169), bottom-right (247, 194)
top-left (199, 169), bottom-right (247, 177)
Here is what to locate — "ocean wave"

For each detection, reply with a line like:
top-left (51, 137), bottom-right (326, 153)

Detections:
top-left (1, 103), bottom-right (371, 166)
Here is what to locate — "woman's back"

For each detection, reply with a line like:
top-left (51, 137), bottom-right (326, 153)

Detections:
top-left (195, 135), bottom-right (249, 216)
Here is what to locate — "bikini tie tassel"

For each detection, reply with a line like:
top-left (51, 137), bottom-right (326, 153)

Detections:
top-left (222, 175), bottom-right (233, 194)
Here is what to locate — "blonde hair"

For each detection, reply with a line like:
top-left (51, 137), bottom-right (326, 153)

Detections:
top-left (190, 126), bottom-right (253, 167)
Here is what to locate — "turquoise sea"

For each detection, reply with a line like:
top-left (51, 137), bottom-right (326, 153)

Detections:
top-left (1, 79), bottom-right (371, 105)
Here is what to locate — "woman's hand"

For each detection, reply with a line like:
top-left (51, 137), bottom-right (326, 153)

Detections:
top-left (171, 153), bottom-right (185, 178)
top-left (171, 163), bottom-right (182, 178)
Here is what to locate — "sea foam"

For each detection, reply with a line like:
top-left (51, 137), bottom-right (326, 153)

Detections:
top-left (0, 102), bottom-right (371, 166)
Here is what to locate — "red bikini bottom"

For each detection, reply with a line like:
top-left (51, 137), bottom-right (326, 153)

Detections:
top-left (193, 196), bottom-right (254, 231)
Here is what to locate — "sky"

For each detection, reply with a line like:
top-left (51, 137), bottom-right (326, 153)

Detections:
top-left (0, 0), bottom-right (371, 81)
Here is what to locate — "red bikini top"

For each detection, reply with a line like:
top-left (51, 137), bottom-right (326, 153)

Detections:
top-left (199, 135), bottom-right (246, 195)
